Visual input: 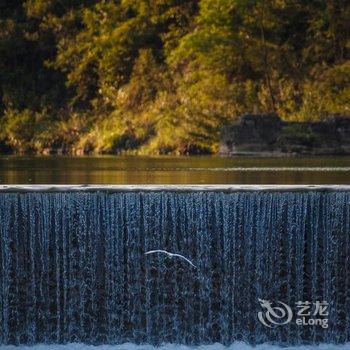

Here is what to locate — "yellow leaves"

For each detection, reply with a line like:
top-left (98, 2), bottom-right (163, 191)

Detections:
top-left (24, 0), bottom-right (53, 18)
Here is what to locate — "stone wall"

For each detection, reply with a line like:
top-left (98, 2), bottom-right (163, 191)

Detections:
top-left (220, 114), bottom-right (350, 155)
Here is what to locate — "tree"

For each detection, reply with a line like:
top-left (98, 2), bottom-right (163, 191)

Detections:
top-left (0, 0), bottom-right (348, 154)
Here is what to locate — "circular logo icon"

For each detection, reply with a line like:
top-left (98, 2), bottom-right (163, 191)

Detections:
top-left (258, 298), bottom-right (293, 328)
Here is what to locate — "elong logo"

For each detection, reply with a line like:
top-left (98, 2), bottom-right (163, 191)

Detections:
top-left (258, 298), bottom-right (329, 329)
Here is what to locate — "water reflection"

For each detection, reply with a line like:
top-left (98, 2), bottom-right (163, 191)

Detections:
top-left (1, 155), bottom-right (350, 184)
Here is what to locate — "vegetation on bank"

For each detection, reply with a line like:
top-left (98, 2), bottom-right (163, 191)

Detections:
top-left (0, 0), bottom-right (349, 155)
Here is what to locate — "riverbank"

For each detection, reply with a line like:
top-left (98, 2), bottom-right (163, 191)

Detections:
top-left (220, 114), bottom-right (350, 156)
top-left (2, 114), bottom-right (350, 157)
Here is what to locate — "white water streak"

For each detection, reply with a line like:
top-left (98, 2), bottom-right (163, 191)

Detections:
top-left (186, 167), bottom-right (350, 172)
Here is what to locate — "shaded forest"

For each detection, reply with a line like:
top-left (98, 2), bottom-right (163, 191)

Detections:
top-left (0, 0), bottom-right (349, 155)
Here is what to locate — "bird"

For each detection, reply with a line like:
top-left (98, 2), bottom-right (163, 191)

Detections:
top-left (145, 250), bottom-right (197, 268)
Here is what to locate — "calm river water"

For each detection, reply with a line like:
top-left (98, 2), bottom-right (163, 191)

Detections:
top-left (1, 155), bottom-right (350, 184)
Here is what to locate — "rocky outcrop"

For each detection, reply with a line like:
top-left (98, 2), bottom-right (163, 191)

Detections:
top-left (220, 114), bottom-right (350, 155)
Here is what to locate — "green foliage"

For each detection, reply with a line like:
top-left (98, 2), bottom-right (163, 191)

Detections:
top-left (279, 124), bottom-right (319, 150)
top-left (1, 109), bottom-right (44, 152)
top-left (0, 0), bottom-right (349, 154)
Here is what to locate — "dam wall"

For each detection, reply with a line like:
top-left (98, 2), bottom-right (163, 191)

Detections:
top-left (0, 185), bottom-right (349, 346)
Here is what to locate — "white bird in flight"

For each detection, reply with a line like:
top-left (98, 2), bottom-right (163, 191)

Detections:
top-left (145, 250), bottom-right (197, 268)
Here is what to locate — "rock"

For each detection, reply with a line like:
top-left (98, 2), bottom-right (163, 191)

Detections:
top-left (220, 114), bottom-right (350, 155)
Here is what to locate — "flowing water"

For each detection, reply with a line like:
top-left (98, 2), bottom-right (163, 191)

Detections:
top-left (1, 342), bottom-right (350, 350)
top-left (1, 189), bottom-right (349, 347)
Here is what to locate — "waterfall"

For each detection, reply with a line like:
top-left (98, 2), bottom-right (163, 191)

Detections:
top-left (0, 189), bottom-right (349, 346)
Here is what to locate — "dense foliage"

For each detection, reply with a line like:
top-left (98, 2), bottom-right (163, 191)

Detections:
top-left (0, 0), bottom-right (349, 154)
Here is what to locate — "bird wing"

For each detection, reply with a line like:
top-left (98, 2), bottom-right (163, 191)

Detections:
top-left (172, 254), bottom-right (197, 268)
top-left (144, 250), bottom-right (170, 256)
